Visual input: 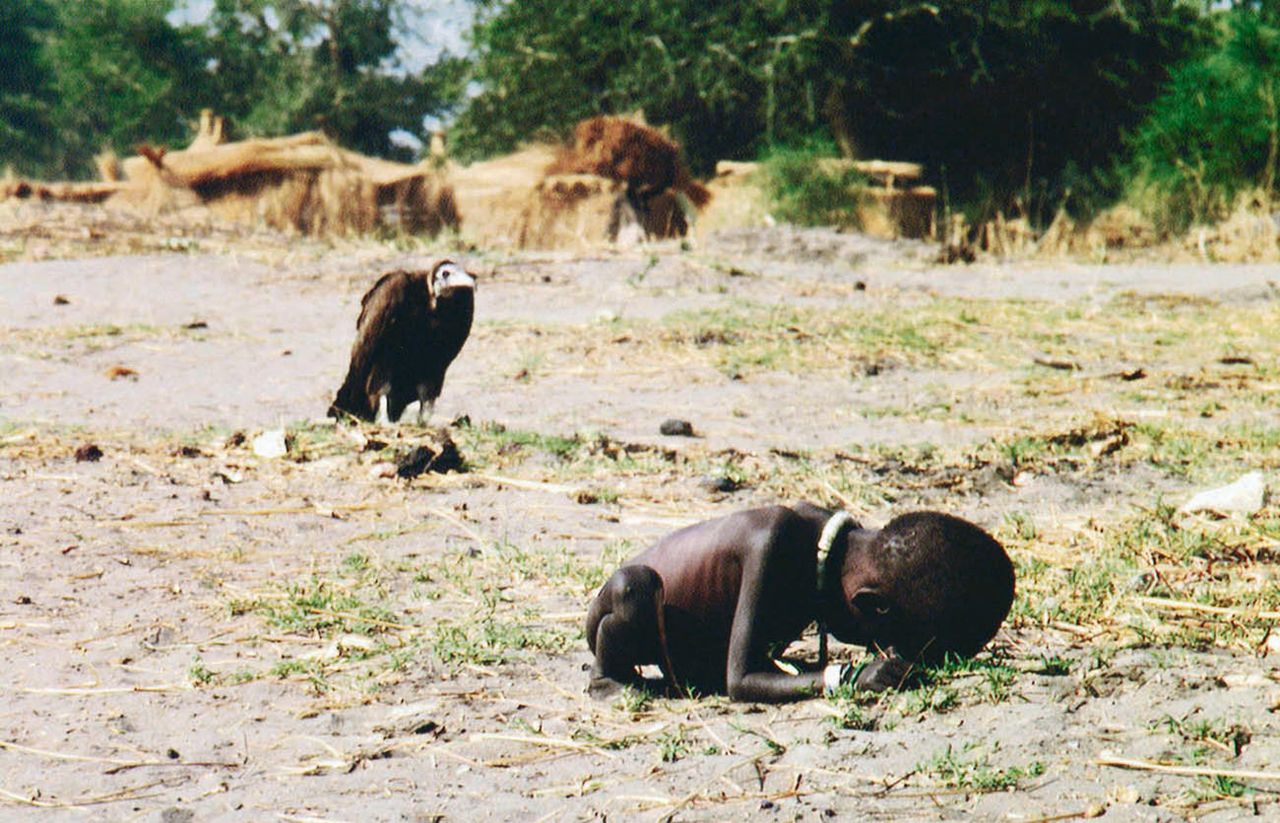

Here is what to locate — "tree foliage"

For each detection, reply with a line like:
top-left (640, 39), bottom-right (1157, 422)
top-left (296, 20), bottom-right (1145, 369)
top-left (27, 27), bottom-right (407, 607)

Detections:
top-left (452, 0), bottom-right (833, 171)
top-left (823, 1), bottom-right (1209, 220)
top-left (202, 0), bottom-right (466, 160)
top-left (1129, 8), bottom-right (1280, 228)
top-left (0, 1), bottom-right (57, 175)
top-left (0, 0), bottom-right (465, 177)
top-left (454, 0), bottom-right (1209, 220)
top-left (44, 0), bottom-right (210, 176)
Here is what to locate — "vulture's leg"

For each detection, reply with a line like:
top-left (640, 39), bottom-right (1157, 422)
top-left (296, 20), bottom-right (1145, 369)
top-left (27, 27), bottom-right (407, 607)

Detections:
top-left (375, 393), bottom-right (391, 426)
top-left (416, 386), bottom-right (435, 426)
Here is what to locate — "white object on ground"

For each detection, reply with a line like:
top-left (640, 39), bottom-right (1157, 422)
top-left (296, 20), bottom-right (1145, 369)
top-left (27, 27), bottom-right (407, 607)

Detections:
top-left (1179, 471), bottom-right (1266, 515)
top-left (252, 429), bottom-right (288, 459)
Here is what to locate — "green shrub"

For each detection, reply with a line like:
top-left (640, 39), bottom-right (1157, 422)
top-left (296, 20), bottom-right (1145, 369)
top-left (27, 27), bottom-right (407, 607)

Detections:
top-left (1127, 11), bottom-right (1280, 231)
top-left (759, 138), bottom-right (866, 228)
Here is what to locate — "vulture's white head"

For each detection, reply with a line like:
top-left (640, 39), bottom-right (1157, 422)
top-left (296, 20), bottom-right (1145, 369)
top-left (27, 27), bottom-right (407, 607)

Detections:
top-left (431, 260), bottom-right (476, 297)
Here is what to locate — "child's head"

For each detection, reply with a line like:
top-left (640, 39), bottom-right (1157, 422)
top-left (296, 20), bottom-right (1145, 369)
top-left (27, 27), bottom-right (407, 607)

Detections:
top-left (838, 512), bottom-right (1014, 661)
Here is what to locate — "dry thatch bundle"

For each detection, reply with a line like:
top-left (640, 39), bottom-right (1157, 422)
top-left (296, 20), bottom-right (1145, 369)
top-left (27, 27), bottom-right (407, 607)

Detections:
top-left (118, 129), bottom-right (457, 237)
top-left (451, 145), bottom-right (562, 248)
top-left (0, 174), bottom-right (126, 204)
top-left (450, 117), bottom-right (714, 250)
top-left (1184, 191), bottom-right (1280, 262)
top-left (698, 161), bottom-right (771, 234)
top-left (548, 116), bottom-right (711, 210)
top-left (1084, 204), bottom-right (1157, 251)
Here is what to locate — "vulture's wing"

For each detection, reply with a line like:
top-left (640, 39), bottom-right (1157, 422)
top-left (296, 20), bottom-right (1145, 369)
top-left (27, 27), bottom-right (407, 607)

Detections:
top-left (356, 270), bottom-right (408, 330)
top-left (331, 272), bottom-right (416, 419)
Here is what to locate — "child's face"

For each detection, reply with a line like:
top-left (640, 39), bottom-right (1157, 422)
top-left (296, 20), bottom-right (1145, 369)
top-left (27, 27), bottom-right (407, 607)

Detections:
top-left (827, 549), bottom-right (897, 647)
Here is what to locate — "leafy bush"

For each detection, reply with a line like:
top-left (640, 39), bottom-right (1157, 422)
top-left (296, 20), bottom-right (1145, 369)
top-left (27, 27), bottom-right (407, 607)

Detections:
top-left (1127, 11), bottom-right (1280, 231)
top-left (759, 138), bottom-right (865, 227)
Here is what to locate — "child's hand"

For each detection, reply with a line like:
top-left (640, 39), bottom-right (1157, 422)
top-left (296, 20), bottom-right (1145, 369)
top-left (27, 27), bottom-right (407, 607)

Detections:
top-left (822, 654), bottom-right (910, 694)
top-left (852, 655), bottom-right (913, 692)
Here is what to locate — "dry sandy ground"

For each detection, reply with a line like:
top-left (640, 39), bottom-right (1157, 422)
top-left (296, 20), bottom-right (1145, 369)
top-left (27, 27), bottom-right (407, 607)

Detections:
top-left (1, 210), bottom-right (1279, 821)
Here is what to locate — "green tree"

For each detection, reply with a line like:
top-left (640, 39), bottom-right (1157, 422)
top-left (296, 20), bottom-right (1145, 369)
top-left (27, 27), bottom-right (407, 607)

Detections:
top-left (1129, 9), bottom-right (1280, 228)
top-left (0, 1), bottom-right (57, 175)
top-left (452, 0), bottom-right (1207, 220)
top-left (452, 0), bottom-right (832, 171)
top-left (823, 1), bottom-right (1208, 221)
top-left (45, 0), bottom-right (208, 177)
top-left (202, 0), bottom-right (466, 159)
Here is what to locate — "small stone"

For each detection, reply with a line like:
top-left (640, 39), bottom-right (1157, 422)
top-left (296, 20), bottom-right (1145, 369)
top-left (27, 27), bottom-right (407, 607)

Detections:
top-left (251, 429), bottom-right (288, 459)
top-left (337, 634), bottom-right (377, 653)
top-left (74, 443), bottom-right (103, 462)
top-left (1180, 471), bottom-right (1267, 515)
top-left (659, 419), bottom-right (695, 437)
top-left (699, 475), bottom-right (739, 493)
top-left (1108, 785), bottom-right (1141, 804)
top-left (53, 294), bottom-right (70, 305)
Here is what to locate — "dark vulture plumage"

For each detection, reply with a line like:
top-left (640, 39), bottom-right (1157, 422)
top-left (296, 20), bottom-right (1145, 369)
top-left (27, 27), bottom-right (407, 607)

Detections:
top-left (329, 260), bottom-right (475, 424)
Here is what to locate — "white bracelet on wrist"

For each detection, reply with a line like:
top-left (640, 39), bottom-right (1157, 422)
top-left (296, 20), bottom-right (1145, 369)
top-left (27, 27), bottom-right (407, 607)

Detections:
top-left (823, 663), bottom-right (845, 695)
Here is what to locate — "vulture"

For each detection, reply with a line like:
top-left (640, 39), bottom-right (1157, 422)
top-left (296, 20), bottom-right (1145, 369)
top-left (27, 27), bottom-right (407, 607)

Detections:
top-left (329, 260), bottom-right (475, 424)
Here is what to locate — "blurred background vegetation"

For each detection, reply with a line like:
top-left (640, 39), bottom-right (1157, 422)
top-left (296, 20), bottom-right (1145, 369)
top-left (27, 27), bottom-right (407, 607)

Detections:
top-left (2, 1), bottom-right (1278, 234)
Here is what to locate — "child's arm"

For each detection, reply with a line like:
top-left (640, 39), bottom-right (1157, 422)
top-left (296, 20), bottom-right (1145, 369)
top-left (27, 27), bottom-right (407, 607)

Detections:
top-left (723, 514), bottom-right (828, 702)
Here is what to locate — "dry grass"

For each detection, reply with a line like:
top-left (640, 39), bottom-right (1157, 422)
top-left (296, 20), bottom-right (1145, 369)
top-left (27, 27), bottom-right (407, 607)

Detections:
top-left (3, 228), bottom-right (1279, 816)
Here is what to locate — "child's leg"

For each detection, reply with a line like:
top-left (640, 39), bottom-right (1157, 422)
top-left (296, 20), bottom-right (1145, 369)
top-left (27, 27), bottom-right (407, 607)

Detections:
top-left (585, 565), bottom-right (667, 697)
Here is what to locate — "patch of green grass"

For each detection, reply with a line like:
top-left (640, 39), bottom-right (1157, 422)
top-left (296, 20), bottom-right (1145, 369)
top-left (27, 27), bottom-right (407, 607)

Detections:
top-left (459, 421), bottom-right (583, 462)
top-left (232, 577), bottom-right (397, 637)
top-left (189, 657), bottom-right (215, 686)
top-left (825, 690), bottom-right (877, 731)
top-left (1160, 715), bottom-right (1252, 757)
top-left (900, 683), bottom-right (960, 716)
top-left (430, 592), bottom-right (573, 669)
top-left (920, 744), bottom-right (1045, 793)
top-left (1035, 655), bottom-right (1072, 676)
top-left (1196, 774), bottom-right (1251, 800)
top-left (614, 686), bottom-right (652, 715)
top-left (269, 658), bottom-right (331, 693)
top-left (662, 302), bottom-right (963, 379)
top-left (656, 726), bottom-right (690, 763)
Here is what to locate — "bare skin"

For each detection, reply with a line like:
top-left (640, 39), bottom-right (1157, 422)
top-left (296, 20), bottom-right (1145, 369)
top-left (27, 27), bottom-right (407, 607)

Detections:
top-left (586, 503), bottom-right (925, 703)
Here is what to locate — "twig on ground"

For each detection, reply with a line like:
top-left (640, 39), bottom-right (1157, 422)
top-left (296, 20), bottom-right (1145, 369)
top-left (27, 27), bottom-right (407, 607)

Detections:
top-left (469, 732), bottom-right (617, 757)
top-left (1138, 596), bottom-right (1280, 621)
top-left (0, 780), bottom-right (167, 809)
top-left (1097, 752), bottom-right (1280, 782)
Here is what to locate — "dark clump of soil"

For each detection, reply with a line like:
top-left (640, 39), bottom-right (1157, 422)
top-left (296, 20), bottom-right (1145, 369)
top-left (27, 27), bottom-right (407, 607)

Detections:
top-left (396, 432), bottom-right (464, 478)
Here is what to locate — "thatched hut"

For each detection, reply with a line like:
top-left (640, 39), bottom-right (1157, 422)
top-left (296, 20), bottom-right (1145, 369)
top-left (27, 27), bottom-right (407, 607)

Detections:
top-left (451, 116), bottom-right (711, 250)
top-left (1, 110), bottom-right (458, 238)
top-left (118, 126), bottom-right (457, 236)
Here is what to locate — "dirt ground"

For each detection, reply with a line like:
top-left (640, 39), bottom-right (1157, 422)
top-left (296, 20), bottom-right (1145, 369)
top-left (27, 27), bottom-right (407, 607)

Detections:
top-left (2, 201), bottom-right (1279, 821)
